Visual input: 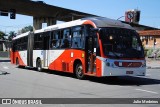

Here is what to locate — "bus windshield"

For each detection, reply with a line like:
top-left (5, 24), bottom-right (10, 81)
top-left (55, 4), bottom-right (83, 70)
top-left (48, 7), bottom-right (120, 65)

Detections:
top-left (100, 27), bottom-right (144, 59)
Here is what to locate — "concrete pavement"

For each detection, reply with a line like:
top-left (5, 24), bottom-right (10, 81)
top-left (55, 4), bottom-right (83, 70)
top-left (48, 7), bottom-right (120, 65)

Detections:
top-left (146, 58), bottom-right (160, 69)
top-left (0, 58), bottom-right (160, 107)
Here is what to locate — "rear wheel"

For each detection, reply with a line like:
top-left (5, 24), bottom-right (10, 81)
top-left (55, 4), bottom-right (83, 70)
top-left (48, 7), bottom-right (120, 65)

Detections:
top-left (37, 59), bottom-right (42, 72)
top-left (75, 63), bottom-right (85, 79)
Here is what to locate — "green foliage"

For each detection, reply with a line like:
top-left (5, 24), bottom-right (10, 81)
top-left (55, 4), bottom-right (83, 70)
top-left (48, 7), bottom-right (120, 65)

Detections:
top-left (0, 25), bottom-right (33, 41)
top-left (144, 49), bottom-right (148, 57)
top-left (146, 48), bottom-right (160, 58)
top-left (0, 31), bottom-right (5, 39)
top-left (8, 31), bottom-right (16, 41)
top-left (157, 49), bottom-right (160, 58)
top-left (147, 49), bottom-right (153, 57)
top-left (142, 44), bottom-right (148, 57)
top-left (20, 25), bottom-right (33, 33)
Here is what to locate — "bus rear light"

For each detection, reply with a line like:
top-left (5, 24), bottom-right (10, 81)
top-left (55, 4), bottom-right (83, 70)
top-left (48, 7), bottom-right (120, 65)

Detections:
top-left (114, 62), bottom-right (119, 66)
top-left (114, 61), bottom-right (122, 67)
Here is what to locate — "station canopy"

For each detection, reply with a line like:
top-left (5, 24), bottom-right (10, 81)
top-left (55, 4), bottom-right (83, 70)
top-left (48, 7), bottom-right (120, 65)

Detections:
top-left (0, 0), bottom-right (97, 21)
top-left (0, 0), bottom-right (159, 30)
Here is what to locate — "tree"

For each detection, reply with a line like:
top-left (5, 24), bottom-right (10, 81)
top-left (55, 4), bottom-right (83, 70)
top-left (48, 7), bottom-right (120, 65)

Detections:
top-left (0, 31), bottom-right (5, 40)
top-left (8, 31), bottom-right (16, 41)
top-left (19, 25), bottom-right (33, 34)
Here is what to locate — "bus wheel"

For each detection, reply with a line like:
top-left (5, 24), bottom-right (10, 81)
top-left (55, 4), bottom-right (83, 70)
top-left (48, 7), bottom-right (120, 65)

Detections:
top-left (37, 59), bottom-right (42, 72)
top-left (75, 63), bottom-right (85, 79)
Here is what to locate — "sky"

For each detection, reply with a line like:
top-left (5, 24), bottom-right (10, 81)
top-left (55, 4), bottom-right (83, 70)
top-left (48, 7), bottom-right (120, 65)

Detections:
top-left (0, 0), bottom-right (160, 33)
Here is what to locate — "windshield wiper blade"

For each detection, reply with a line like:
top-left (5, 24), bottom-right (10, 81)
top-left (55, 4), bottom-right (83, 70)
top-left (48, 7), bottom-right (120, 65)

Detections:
top-left (112, 51), bottom-right (120, 59)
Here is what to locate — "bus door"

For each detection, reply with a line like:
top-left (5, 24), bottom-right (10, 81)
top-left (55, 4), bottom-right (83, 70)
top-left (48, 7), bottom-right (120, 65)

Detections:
top-left (27, 32), bottom-right (34, 67)
top-left (86, 36), bottom-right (96, 73)
top-left (43, 32), bottom-right (50, 67)
top-left (48, 30), bottom-right (62, 70)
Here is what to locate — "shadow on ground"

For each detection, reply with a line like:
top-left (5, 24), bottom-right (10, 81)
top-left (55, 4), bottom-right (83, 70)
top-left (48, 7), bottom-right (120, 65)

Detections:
top-left (0, 70), bottom-right (10, 75)
top-left (17, 67), bottom-right (160, 86)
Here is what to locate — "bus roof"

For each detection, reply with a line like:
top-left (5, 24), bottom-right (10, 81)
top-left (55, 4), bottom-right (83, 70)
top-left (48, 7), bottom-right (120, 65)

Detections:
top-left (83, 17), bottom-right (133, 29)
top-left (14, 17), bottom-right (134, 39)
top-left (34, 19), bottom-right (86, 34)
top-left (13, 31), bottom-right (30, 40)
top-left (34, 17), bottom-right (133, 34)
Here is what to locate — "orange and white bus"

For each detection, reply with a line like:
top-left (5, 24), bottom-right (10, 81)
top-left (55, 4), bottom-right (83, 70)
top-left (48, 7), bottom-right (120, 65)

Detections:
top-left (10, 17), bottom-right (146, 79)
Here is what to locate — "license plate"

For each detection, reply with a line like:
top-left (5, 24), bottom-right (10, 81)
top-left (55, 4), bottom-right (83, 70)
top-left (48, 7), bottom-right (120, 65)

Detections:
top-left (126, 71), bottom-right (133, 74)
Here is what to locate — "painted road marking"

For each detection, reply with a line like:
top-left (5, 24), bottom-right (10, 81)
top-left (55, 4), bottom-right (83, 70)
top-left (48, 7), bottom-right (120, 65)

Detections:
top-left (135, 89), bottom-right (158, 94)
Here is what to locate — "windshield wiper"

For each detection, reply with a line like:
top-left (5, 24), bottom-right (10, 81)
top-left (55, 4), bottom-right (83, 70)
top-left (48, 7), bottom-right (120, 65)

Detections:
top-left (112, 51), bottom-right (120, 59)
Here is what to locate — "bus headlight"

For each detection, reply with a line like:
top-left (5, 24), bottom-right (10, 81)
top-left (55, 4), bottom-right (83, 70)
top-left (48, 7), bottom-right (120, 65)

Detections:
top-left (106, 62), bottom-right (114, 67)
top-left (106, 62), bottom-right (110, 66)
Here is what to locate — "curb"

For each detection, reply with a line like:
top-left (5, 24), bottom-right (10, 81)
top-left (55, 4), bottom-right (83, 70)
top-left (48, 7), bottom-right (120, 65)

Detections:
top-left (147, 66), bottom-right (160, 69)
top-left (0, 60), bottom-right (10, 62)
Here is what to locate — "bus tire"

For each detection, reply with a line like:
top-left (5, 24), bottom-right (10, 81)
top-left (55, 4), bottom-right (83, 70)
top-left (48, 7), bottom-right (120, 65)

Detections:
top-left (75, 63), bottom-right (85, 79)
top-left (37, 59), bottom-right (42, 72)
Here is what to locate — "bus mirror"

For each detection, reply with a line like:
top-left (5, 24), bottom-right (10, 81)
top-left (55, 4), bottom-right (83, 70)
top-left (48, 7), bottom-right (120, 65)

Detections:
top-left (90, 28), bottom-right (100, 33)
top-left (90, 28), bottom-right (101, 38)
top-left (91, 28), bottom-right (103, 39)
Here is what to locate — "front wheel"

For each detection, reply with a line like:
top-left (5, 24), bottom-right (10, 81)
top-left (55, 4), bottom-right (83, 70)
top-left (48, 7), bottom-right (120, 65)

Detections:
top-left (37, 59), bottom-right (42, 72)
top-left (75, 63), bottom-right (85, 79)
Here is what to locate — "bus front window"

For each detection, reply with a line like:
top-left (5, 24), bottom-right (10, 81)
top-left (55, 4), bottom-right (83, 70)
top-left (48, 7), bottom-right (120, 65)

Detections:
top-left (100, 28), bottom-right (144, 59)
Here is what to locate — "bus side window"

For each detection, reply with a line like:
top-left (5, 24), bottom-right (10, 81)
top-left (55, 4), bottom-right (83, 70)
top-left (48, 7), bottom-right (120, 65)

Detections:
top-left (56, 31), bottom-right (61, 48)
top-left (34, 33), bottom-right (43, 50)
top-left (43, 31), bottom-right (50, 50)
top-left (61, 28), bottom-right (71, 48)
top-left (50, 30), bottom-right (61, 49)
top-left (71, 26), bottom-right (85, 49)
top-left (50, 31), bottom-right (57, 49)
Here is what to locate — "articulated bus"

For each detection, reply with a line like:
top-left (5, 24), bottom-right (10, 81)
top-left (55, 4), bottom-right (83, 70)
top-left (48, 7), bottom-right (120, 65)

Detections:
top-left (10, 17), bottom-right (146, 79)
